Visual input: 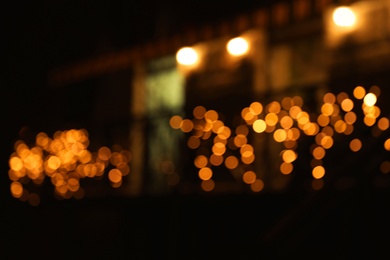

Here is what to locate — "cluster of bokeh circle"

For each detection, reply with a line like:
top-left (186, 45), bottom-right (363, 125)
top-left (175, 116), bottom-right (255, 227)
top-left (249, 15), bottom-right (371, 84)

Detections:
top-left (7, 86), bottom-right (390, 205)
top-left (170, 85), bottom-right (390, 192)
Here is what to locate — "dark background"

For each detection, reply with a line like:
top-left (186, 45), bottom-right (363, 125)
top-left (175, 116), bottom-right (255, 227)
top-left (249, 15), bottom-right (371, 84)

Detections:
top-left (3, 1), bottom-right (390, 259)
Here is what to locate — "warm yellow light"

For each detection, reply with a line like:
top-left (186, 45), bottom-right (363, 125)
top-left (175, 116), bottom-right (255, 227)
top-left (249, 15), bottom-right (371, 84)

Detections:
top-left (253, 119), bottom-right (266, 133)
top-left (332, 6), bottom-right (356, 27)
top-left (364, 93), bottom-right (377, 107)
top-left (226, 37), bottom-right (249, 56)
top-left (176, 47), bottom-right (198, 66)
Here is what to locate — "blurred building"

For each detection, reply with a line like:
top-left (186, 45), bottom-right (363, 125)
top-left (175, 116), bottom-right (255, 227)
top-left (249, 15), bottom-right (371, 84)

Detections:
top-left (15, 0), bottom-right (390, 201)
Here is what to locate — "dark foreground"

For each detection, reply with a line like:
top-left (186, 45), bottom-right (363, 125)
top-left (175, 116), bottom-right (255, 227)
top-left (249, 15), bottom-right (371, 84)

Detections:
top-left (1, 183), bottom-right (389, 260)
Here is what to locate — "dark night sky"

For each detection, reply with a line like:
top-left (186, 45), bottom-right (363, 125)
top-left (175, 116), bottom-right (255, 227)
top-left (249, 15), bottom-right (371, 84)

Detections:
top-left (4, 0), bottom-right (273, 138)
top-left (5, 0), bottom-right (273, 130)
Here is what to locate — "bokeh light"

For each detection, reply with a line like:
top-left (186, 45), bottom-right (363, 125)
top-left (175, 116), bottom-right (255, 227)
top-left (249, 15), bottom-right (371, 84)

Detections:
top-left (226, 37), bottom-right (249, 56)
top-left (8, 129), bottom-right (132, 203)
top-left (176, 47), bottom-right (198, 66)
top-left (332, 6), bottom-right (356, 27)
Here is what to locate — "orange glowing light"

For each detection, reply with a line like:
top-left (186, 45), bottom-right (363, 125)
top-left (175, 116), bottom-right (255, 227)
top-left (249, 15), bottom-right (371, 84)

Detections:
top-left (108, 169), bottom-right (122, 183)
top-left (194, 155), bottom-right (208, 168)
top-left (349, 138), bottom-right (362, 152)
top-left (193, 106), bottom-right (206, 119)
top-left (274, 129), bottom-right (287, 142)
top-left (9, 157), bottom-right (24, 172)
top-left (312, 166), bottom-right (325, 179)
top-left (243, 171), bottom-right (256, 184)
top-left (201, 179), bottom-right (215, 191)
top-left (10, 182), bottom-right (23, 198)
top-left (225, 156), bottom-right (239, 169)
top-left (353, 86), bottom-right (366, 99)
top-left (321, 136), bottom-right (334, 149)
top-left (377, 117), bottom-right (389, 131)
top-left (204, 110), bottom-right (218, 123)
top-left (187, 136), bottom-right (201, 149)
top-left (241, 153), bottom-right (255, 164)
top-left (210, 154), bottom-right (223, 166)
top-left (265, 113), bottom-right (278, 126)
top-left (249, 102), bottom-right (263, 115)
top-left (234, 134), bottom-right (247, 147)
top-left (384, 139), bottom-right (390, 151)
top-left (289, 106), bottom-right (302, 119)
top-left (250, 179), bottom-right (264, 192)
top-left (280, 162), bottom-right (293, 174)
top-left (344, 111), bottom-right (357, 124)
top-left (169, 115), bottom-right (183, 129)
top-left (235, 125), bottom-right (249, 136)
top-left (280, 116), bottom-right (294, 129)
top-left (98, 146), bottom-right (111, 161)
top-left (282, 150), bottom-right (297, 163)
top-left (180, 119), bottom-right (194, 133)
top-left (313, 146), bottom-right (326, 160)
top-left (212, 142), bottom-right (226, 156)
top-left (341, 98), bottom-right (354, 112)
top-left (198, 167), bottom-right (213, 180)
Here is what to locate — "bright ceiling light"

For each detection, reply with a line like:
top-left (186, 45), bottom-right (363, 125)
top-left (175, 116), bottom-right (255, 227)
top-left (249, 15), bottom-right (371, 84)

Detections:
top-left (226, 37), bottom-right (249, 57)
top-left (176, 47), bottom-right (198, 66)
top-left (332, 6), bottom-right (356, 27)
